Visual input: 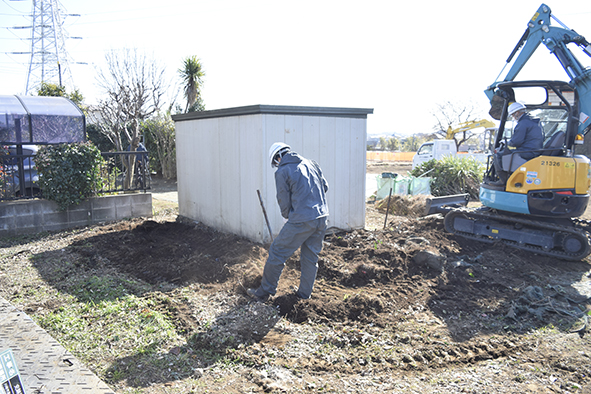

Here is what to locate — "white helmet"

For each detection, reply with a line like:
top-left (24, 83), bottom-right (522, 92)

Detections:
top-left (268, 142), bottom-right (290, 168)
top-left (508, 102), bottom-right (526, 116)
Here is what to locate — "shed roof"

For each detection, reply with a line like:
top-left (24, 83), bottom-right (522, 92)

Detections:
top-left (172, 104), bottom-right (373, 122)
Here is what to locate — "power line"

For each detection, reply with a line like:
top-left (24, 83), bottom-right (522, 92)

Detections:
top-left (0, 0), bottom-right (28, 13)
top-left (24, 0), bottom-right (75, 94)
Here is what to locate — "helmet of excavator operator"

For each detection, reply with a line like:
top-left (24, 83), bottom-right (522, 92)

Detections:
top-left (508, 102), bottom-right (526, 116)
top-left (269, 142), bottom-right (291, 168)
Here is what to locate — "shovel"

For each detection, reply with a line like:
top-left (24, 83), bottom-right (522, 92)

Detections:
top-left (257, 190), bottom-right (274, 242)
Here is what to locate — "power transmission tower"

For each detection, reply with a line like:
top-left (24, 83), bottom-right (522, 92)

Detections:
top-left (25, 0), bottom-right (74, 95)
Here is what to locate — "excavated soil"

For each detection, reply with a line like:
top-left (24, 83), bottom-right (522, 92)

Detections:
top-left (2, 163), bottom-right (591, 393)
top-left (72, 203), bottom-right (591, 342)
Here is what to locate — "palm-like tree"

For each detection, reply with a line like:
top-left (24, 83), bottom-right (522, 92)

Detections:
top-left (178, 56), bottom-right (205, 113)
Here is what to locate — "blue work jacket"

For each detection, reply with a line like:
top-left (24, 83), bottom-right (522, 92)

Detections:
top-left (507, 113), bottom-right (544, 160)
top-left (274, 152), bottom-right (329, 223)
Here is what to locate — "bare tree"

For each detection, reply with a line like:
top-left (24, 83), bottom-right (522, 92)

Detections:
top-left (89, 49), bottom-right (167, 188)
top-left (431, 100), bottom-right (483, 150)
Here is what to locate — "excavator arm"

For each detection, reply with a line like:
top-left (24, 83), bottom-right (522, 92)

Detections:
top-left (485, 4), bottom-right (591, 135)
top-left (446, 119), bottom-right (496, 140)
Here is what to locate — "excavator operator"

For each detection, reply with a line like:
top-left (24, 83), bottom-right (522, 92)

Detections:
top-left (490, 102), bottom-right (544, 185)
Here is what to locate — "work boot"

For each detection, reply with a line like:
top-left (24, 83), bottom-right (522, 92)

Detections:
top-left (293, 286), bottom-right (310, 300)
top-left (246, 288), bottom-right (269, 302)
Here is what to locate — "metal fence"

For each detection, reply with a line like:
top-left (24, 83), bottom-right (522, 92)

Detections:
top-left (0, 150), bottom-right (151, 201)
top-left (98, 151), bottom-right (151, 194)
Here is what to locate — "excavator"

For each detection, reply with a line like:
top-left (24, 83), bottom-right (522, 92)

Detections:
top-left (445, 119), bottom-right (496, 140)
top-left (426, 3), bottom-right (591, 260)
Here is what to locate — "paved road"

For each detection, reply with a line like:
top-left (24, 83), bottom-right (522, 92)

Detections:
top-left (0, 297), bottom-right (115, 393)
top-left (151, 190), bottom-right (178, 203)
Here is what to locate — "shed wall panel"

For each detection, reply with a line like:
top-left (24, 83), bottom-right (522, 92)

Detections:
top-left (175, 121), bottom-right (194, 219)
top-left (318, 117), bottom-right (336, 230)
top-left (333, 118), bottom-right (350, 229)
top-left (177, 118), bottom-right (222, 227)
top-left (284, 115), bottom-right (304, 152)
top-left (219, 116), bottom-right (241, 233)
top-left (302, 117), bottom-right (321, 163)
top-left (208, 118), bottom-right (223, 227)
top-left (349, 118), bottom-right (367, 228)
top-left (198, 118), bottom-right (221, 226)
top-left (239, 115), bottom-right (265, 240)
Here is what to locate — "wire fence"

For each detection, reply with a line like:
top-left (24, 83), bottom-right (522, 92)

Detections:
top-left (0, 150), bottom-right (151, 201)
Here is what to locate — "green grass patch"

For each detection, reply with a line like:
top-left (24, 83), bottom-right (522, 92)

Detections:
top-left (70, 274), bottom-right (148, 303)
top-left (37, 294), bottom-right (182, 377)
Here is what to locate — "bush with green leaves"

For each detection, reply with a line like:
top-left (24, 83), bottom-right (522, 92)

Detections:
top-left (36, 143), bottom-right (104, 210)
top-left (409, 155), bottom-right (485, 199)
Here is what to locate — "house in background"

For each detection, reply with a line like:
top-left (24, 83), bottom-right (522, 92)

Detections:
top-left (172, 104), bottom-right (373, 244)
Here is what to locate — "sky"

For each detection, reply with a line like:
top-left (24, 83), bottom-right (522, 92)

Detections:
top-left (1, 0), bottom-right (591, 137)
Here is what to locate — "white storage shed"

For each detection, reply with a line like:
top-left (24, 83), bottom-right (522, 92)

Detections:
top-left (172, 104), bottom-right (373, 243)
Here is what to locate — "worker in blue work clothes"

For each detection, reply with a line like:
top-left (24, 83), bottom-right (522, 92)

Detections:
top-left (126, 137), bottom-right (148, 170)
top-left (125, 136), bottom-right (149, 189)
top-left (491, 102), bottom-right (543, 185)
top-left (247, 142), bottom-right (329, 301)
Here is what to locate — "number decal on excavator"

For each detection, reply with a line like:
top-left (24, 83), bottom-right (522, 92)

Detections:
top-left (540, 161), bottom-right (560, 166)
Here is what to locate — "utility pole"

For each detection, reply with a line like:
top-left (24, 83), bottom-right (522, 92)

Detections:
top-left (25, 0), bottom-right (74, 95)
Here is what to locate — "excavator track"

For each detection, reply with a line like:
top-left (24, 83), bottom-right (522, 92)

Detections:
top-left (444, 208), bottom-right (591, 261)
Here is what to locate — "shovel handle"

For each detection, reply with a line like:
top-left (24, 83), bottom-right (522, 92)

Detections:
top-left (257, 190), bottom-right (274, 242)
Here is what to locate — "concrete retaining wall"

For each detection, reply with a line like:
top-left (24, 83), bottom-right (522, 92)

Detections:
top-left (0, 193), bottom-right (152, 237)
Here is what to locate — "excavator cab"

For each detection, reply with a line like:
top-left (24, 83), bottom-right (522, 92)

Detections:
top-left (481, 80), bottom-right (591, 219)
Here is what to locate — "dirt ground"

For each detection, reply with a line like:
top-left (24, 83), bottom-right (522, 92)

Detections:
top-left (3, 163), bottom-right (591, 393)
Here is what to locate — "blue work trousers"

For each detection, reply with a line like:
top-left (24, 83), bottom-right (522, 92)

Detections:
top-left (256, 216), bottom-right (328, 299)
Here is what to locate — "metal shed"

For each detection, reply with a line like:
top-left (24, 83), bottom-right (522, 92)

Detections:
top-left (172, 104), bottom-right (373, 243)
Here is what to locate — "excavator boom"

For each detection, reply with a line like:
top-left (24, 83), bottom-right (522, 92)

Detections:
top-left (445, 119), bottom-right (496, 140)
top-left (485, 4), bottom-right (591, 136)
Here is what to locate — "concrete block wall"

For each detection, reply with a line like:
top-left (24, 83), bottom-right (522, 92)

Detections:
top-left (0, 194), bottom-right (152, 237)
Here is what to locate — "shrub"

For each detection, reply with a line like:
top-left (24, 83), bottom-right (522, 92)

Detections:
top-left (36, 143), bottom-right (104, 210)
top-left (143, 113), bottom-right (176, 179)
top-left (409, 155), bottom-right (485, 199)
